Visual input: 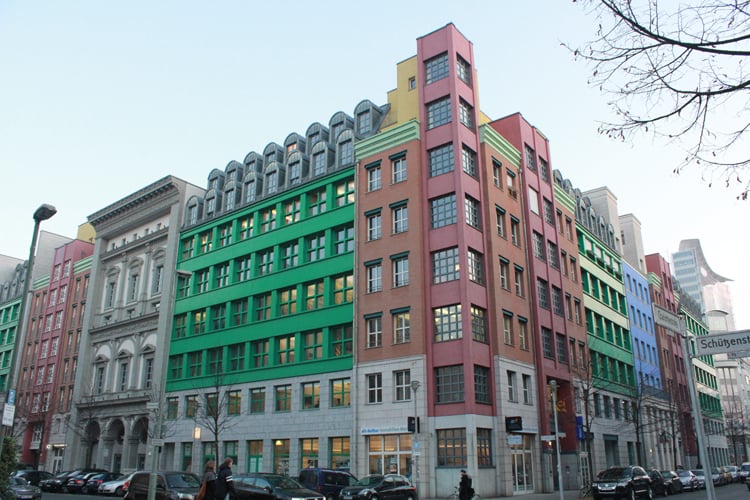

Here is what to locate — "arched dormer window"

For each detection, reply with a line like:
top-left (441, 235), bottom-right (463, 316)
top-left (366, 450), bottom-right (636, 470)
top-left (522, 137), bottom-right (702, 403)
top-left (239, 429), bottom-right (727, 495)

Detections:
top-left (354, 100), bottom-right (382, 137)
top-left (283, 133), bottom-right (306, 162)
top-left (185, 196), bottom-right (203, 226)
top-left (286, 151), bottom-right (309, 187)
top-left (328, 111), bottom-right (353, 143)
top-left (305, 123), bottom-right (330, 154)
top-left (207, 169), bottom-right (225, 192)
top-left (337, 129), bottom-right (355, 167)
top-left (225, 160), bottom-right (245, 184)
top-left (310, 141), bottom-right (334, 177)
top-left (244, 152), bottom-right (263, 173)
top-left (264, 161), bottom-right (285, 195)
top-left (224, 180), bottom-right (239, 212)
top-left (204, 191), bottom-right (220, 219)
top-left (243, 171), bottom-right (261, 204)
top-left (263, 143), bottom-right (284, 167)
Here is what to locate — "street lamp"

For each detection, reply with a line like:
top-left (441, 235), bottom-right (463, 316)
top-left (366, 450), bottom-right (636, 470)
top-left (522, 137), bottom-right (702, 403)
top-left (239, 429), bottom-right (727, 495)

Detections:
top-left (548, 379), bottom-right (564, 500)
top-left (410, 380), bottom-right (420, 495)
top-left (0, 204), bottom-right (56, 460)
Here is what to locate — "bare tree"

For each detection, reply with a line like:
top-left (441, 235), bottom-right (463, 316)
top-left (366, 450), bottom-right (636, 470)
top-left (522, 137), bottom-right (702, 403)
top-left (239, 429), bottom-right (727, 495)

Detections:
top-left (192, 373), bottom-right (236, 464)
top-left (570, 0), bottom-right (750, 199)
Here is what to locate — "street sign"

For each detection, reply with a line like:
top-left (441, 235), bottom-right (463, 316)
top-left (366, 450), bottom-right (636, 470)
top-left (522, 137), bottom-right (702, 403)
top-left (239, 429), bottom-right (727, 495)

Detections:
top-left (2, 403), bottom-right (15, 426)
top-left (7, 389), bottom-right (16, 405)
top-left (695, 329), bottom-right (750, 356)
top-left (541, 432), bottom-right (566, 441)
top-left (728, 350), bottom-right (750, 359)
top-left (653, 305), bottom-right (681, 332)
top-left (152, 438), bottom-right (164, 447)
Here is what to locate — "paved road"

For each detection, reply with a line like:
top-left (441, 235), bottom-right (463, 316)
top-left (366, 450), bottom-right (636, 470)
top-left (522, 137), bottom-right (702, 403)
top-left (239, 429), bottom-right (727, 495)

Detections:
top-left (40, 482), bottom-right (750, 500)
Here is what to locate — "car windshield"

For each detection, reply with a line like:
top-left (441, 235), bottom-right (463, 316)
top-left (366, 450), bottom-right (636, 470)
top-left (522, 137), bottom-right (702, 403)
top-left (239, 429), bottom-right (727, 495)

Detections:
top-left (166, 474), bottom-right (200, 488)
top-left (10, 477), bottom-right (28, 486)
top-left (599, 468), bottom-right (630, 480)
top-left (711, 468), bottom-right (721, 474)
top-left (660, 471), bottom-right (672, 477)
top-left (678, 471), bottom-right (691, 477)
top-left (354, 475), bottom-right (385, 486)
top-left (743, 464), bottom-right (750, 472)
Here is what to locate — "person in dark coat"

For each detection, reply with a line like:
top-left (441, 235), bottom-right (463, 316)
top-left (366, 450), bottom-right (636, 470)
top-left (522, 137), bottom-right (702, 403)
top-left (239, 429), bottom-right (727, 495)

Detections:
top-left (215, 458), bottom-right (238, 500)
top-left (458, 470), bottom-right (473, 500)
top-left (202, 460), bottom-right (217, 500)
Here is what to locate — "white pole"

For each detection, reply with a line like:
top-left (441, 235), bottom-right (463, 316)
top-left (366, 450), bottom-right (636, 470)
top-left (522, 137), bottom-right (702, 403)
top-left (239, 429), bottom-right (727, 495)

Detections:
top-left (549, 380), bottom-right (564, 500)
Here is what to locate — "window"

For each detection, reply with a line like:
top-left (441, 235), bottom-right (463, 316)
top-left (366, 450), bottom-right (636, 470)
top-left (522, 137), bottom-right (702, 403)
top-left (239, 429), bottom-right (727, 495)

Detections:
top-left (334, 225), bottom-right (354, 255)
top-left (522, 374), bottom-right (532, 404)
top-left (250, 387), bottom-right (265, 413)
top-left (283, 199), bottom-right (301, 224)
top-left (258, 249), bottom-right (274, 276)
top-left (507, 370), bottom-right (518, 402)
top-left (474, 365), bottom-right (490, 403)
top-left (425, 53), bottom-right (449, 84)
top-left (456, 55), bottom-right (471, 84)
top-left (427, 96), bottom-right (451, 129)
top-left (435, 365), bottom-right (464, 403)
top-left (542, 327), bottom-right (554, 359)
top-left (499, 257), bottom-right (510, 290)
top-left (367, 373), bottom-right (382, 404)
top-left (281, 242), bottom-right (299, 269)
top-left (507, 171), bottom-right (518, 198)
top-left (394, 370), bottom-right (411, 402)
top-left (392, 204), bottom-right (408, 233)
top-left (433, 304), bottom-right (462, 341)
top-left (537, 279), bottom-right (550, 309)
top-left (540, 157), bottom-right (550, 183)
top-left (188, 351), bottom-right (202, 376)
top-left (503, 314), bottom-right (513, 345)
top-left (464, 196), bottom-right (480, 229)
top-left (428, 143), bottom-right (454, 177)
top-left (524, 144), bottom-right (537, 171)
top-left (218, 223), bottom-right (233, 247)
top-left (302, 382), bottom-right (320, 410)
top-left (211, 304), bottom-right (226, 330)
top-left (543, 198), bottom-right (554, 225)
top-left (331, 324), bottom-right (353, 356)
top-left (357, 111), bottom-right (372, 135)
top-left (186, 395), bottom-right (199, 417)
top-left (228, 343), bottom-right (245, 371)
top-left (309, 188), bottom-right (326, 215)
top-left (305, 280), bottom-right (324, 310)
top-left (307, 233), bottom-right (325, 262)
top-left (366, 315), bottom-right (382, 348)
top-left (552, 286), bottom-right (564, 316)
top-left (392, 255), bottom-right (409, 287)
top-left (312, 151), bottom-right (327, 176)
top-left (467, 249), bottom-right (484, 284)
top-left (207, 347), bottom-right (222, 374)
top-left (471, 305), bottom-right (487, 342)
top-left (437, 428), bottom-right (466, 466)
top-left (332, 273), bottom-right (353, 304)
top-left (335, 179), bottom-right (355, 206)
top-left (548, 241), bottom-right (560, 268)
top-left (227, 390), bottom-right (241, 415)
top-left (510, 217), bottom-right (520, 246)
top-left (215, 263), bottom-right (229, 288)
top-left (166, 397), bottom-right (178, 419)
top-left (261, 208), bottom-right (277, 233)
top-left (519, 319), bottom-right (528, 350)
top-left (367, 211), bottom-right (382, 241)
top-left (367, 165), bottom-right (381, 192)
top-left (275, 384), bottom-right (292, 412)
top-left (169, 356), bottom-right (183, 380)
top-left (196, 269), bottom-right (209, 293)
top-left (392, 156), bottom-right (407, 183)
top-left (266, 171), bottom-right (279, 195)
top-left (461, 145), bottom-right (477, 177)
top-left (556, 333), bottom-right (569, 363)
top-left (432, 247), bottom-right (459, 283)
top-left (331, 378), bottom-right (351, 407)
top-left (277, 335), bottom-right (295, 364)
top-left (366, 262), bottom-right (382, 293)
top-left (458, 99), bottom-right (474, 129)
top-left (515, 266), bottom-right (525, 297)
top-left (532, 232), bottom-right (546, 261)
top-left (239, 216), bottom-right (254, 240)
top-left (393, 310), bottom-right (410, 344)
top-left (255, 293), bottom-right (271, 321)
top-left (199, 231), bottom-right (213, 254)
top-left (279, 287), bottom-right (297, 316)
top-left (430, 193), bottom-right (457, 228)
top-left (493, 163), bottom-right (502, 187)
top-left (193, 310), bottom-right (207, 334)
top-left (231, 298), bottom-right (248, 326)
top-left (496, 207), bottom-right (506, 237)
top-left (127, 273), bottom-right (139, 302)
top-left (303, 330), bottom-right (322, 360)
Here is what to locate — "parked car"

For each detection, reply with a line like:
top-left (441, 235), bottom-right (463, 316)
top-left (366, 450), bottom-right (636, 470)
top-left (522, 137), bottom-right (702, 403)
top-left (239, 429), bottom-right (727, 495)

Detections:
top-left (689, 469), bottom-right (706, 489)
top-left (123, 471), bottom-right (201, 500)
top-left (739, 462), bottom-right (750, 482)
top-left (298, 468), bottom-right (357, 500)
top-left (84, 472), bottom-right (124, 495)
top-left (40, 470), bottom-right (76, 492)
top-left (710, 467), bottom-right (726, 486)
top-left (591, 466), bottom-right (653, 500)
top-left (11, 470), bottom-right (54, 487)
top-left (339, 474), bottom-right (416, 500)
top-left (233, 473), bottom-right (320, 500)
top-left (6, 476), bottom-right (43, 500)
top-left (647, 470), bottom-right (669, 497)
top-left (99, 472), bottom-right (134, 496)
top-left (723, 465), bottom-right (738, 483)
top-left (659, 471), bottom-right (683, 494)
top-left (677, 470), bottom-right (698, 491)
top-left (65, 470), bottom-right (109, 493)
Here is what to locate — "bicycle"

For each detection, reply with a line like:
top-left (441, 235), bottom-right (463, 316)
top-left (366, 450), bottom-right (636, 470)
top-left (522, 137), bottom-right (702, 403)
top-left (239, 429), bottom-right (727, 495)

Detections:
top-left (578, 483), bottom-right (593, 498)
top-left (446, 486), bottom-right (481, 500)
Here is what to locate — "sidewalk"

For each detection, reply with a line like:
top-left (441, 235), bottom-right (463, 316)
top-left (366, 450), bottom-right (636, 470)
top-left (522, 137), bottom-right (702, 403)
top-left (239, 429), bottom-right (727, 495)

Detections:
top-left (424, 490), bottom-right (583, 500)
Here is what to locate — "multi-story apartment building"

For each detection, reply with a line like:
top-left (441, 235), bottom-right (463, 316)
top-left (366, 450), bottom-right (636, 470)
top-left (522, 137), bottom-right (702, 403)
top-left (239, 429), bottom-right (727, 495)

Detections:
top-left (0, 258), bottom-right (25, 394)
top-left (66, 176), bottom-right (204, 472)
top-left (16, 238), bottom-right (93, 471)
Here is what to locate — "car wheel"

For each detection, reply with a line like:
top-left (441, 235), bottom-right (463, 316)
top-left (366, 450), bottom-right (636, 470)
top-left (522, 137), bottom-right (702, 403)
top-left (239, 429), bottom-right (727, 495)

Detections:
top-left (645, 486), bottom-right (654, 500)
top-left (115, 487), bottom-right (123, 496)
top-left (628, 487), bottom-right (636, 500)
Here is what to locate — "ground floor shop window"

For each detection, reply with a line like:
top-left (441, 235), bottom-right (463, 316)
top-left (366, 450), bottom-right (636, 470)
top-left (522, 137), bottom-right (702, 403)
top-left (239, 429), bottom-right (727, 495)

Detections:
top-left (182, 442), bottom-right (192, 472)
top-left (301, 438), bottom-right (319, 468)
top-left (247, 440), bottom-right (262, 472)
top-left (274, 439), bottom-right (290, 475)
top-left (367, 434), bottom-right (413, 475)
top-left (330, 436), bottom-right (350, 469)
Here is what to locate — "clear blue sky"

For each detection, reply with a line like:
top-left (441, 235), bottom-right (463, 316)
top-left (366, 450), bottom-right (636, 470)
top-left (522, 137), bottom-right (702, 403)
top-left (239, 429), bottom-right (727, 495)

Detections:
top-left (2, 1), bottom-right (748, 328)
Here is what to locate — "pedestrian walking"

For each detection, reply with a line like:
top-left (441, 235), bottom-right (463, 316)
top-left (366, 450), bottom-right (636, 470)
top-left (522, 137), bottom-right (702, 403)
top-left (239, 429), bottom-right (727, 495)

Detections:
top-left (215, 457), bottom-right (238, 500)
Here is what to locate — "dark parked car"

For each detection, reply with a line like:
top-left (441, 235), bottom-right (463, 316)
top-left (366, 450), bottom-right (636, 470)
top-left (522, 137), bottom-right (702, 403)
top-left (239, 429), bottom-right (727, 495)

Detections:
top-left (40, 471), bottom-right (76, 492)
top-left (710, 467), bottom-right (725, 486)
top-left (339, 474), bottom-right (416, 500)
top-left (6, 476), bottom-right (43, 500)
top-left (647, 470), bottom-right (669, 497)
top-left (84, 472), bottom-right (124, 494)
top-left (123, 471), bottom-right (201, 500)
top-left (298, 468), bottom-right (357, 500)
top-left (11, 470), bottom-right (54, 487)
top-left (677, 470), bottom-right (698, 491)
top-left (659, 471), bottom-right (683, 494)
top-left (591, 466), bottom-right (652, 500)
top-left (233, 473), bottom-right (320, 500)
top-left (65, 470), bottom-right (109, 493)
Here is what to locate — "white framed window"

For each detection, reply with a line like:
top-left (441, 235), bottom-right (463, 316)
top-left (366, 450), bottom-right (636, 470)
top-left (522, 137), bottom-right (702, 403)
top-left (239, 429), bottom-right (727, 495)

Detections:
top-left (366, 316), bottom-right (382, 348)
top-left (367, 166), bottom-right (381, 192)
top-left (367, 373), bottom-right (382, 404)
top-left (392, 205), bottom-right (408, 234)
top-left (393, 310), bottom-right (410, 344)
top-left (392, 157), bottom-right (407, 183)
top-left (366, 263), bottom-right (382, 293)
top-left (394, 370), bottom-right (411, 402)
top-left (392, 256), bottom-right (409, 288)
top-left (507, 370), bottom-right (518, 402)
top-left (367, 213), bottom-right (382, 241)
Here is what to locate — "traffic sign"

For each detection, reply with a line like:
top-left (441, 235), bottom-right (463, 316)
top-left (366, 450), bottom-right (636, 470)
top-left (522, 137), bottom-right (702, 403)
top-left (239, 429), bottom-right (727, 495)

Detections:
top-left (2, 403), bottom-right (15, 426)
top-left (653, 305), bottom-right (681, 332)
top-left (695, 329), bottom-right (750, 356)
